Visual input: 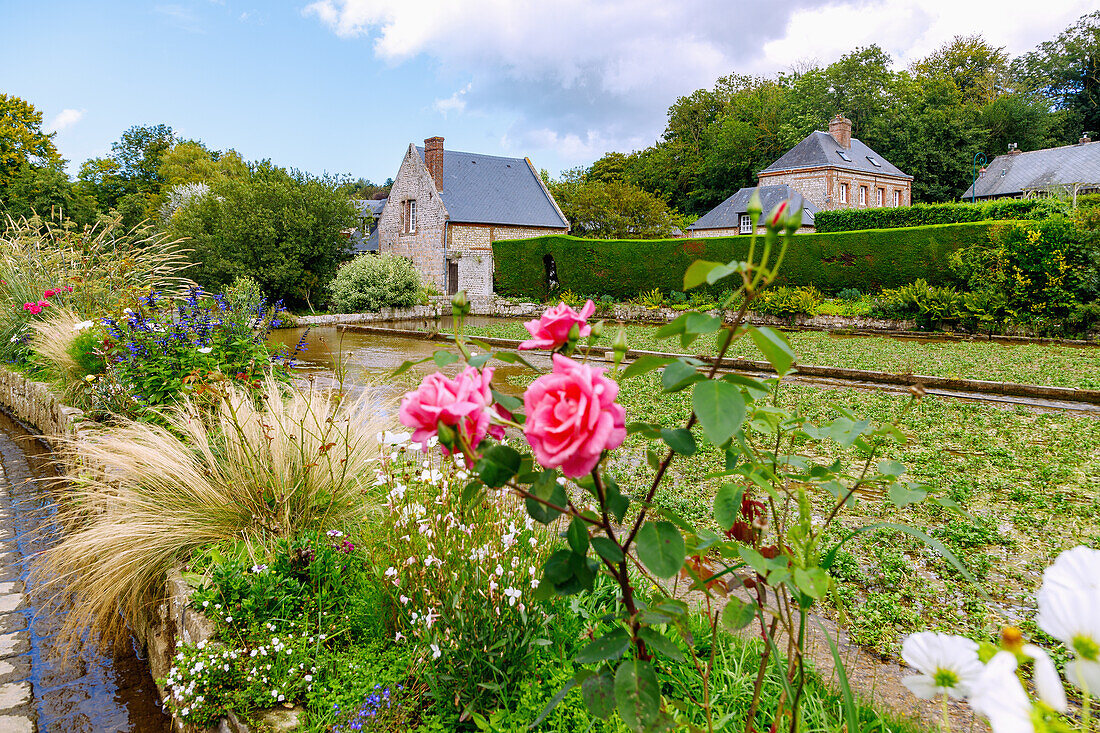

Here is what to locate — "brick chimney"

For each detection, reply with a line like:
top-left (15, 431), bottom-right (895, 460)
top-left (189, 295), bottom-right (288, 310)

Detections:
top-left (1080, 132), bottom-right (1093, 145)
top-left (829, 114), bottom-right (853, 148)
top-left (424, 136), bottom-right (444, 189)
top-left (1007, 142), bottom-right (1022, 156)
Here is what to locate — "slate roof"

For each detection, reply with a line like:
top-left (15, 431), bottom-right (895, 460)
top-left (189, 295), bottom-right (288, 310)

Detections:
top-left (961, 142), bottom-right (1100, 199)
top-left (415, 147), bottom-right (568, 228)
top-left (352, 198), bottom-right (386, 218)
top-left (759, 131), bottom-right (911, 179)
top-left (686, 185), bottom-right (817, 231)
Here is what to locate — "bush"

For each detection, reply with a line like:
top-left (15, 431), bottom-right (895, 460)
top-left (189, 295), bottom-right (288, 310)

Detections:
top-left (329, 254), bottom-right (420, 313)
top-left (814, 198), bottom-right (1065, 232)
top-left (224, 274), bottom-right (264, 314)
top-left (752, 286), bottom-right (823, 321)
top-left (494, 222), bottom-right (998, 300)
top-left (836, 287), bottom-right (864, 301)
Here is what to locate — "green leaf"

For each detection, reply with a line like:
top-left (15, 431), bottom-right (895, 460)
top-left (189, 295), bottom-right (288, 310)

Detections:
top-left (692, 380), bottom-right (746, 447)
top-left (878, 459), bottom-right (906, 477)
top-left (720, 598), bottom-right (756, 630)
top-left (684, 312), bottom-right (722, 335)
top-left (529, 678), bottom-right (578, 729)
top-left (683, 260), bottom-right (724, 290)
top-left (575, 628), bottom-right (631, 664)
top-left (655, 314), bottom-right (689, 339)
top-left (461, 480), bottom-right (486, 508)
top-left (636, 521), bottom-right (686, 578)
top-left (638, 628), bottom-right (685, 662)
top-left (719, 373), bottom-right (772, 399)
top-left (621, 355), bottom-right (675, 380)
top-left (748, 326), bottom-right (795, 377)
top-left (816, 618), bottom-right (860, 733)
top-left (475, 444), bottom-right (521, 488)
top-left (390, 356), bottom-right (431, 377)
top-left (738, 546), bottom-right (768, 575)
top-left (433, 350), bottom-right (459, 367)
top-left (591, 536), bottom-right (625, 563)
top-left (888, 483), bottom-right (927, 507)
top-left (661, 360), bottom-right (702, 393)
top-left (581, 671), bottom-right (616, 720)
top-left (713, 483), bottom-right (745, 531)
top-left (567, 517), bottom-right (590, 555)
top-left (614, 659), bottom-right (661, 732)
top-left (526, 471), bottom-right (567, 524)
top-left (468, 353), bottom-right (492, 368)
top-left (627, 422), bottom-right (662, 438)
top-left (491, 388), bottom-right (522, 413)
top-left (660, 428), bottom-right (696, 456)
top-left (793, 567), bottom-right (830, 600)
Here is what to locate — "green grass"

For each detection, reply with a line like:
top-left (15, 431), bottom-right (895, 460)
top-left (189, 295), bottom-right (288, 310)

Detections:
top-left (441, 319), bottom-right (1100, 389)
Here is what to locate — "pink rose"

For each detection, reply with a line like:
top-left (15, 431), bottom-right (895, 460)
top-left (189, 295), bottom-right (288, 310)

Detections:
top-left (519, 300), bottom-right (596, 351)
top-left (399, 366), bottom-right (502, 452)
top-left (523, 354), bottom-right (626, 478)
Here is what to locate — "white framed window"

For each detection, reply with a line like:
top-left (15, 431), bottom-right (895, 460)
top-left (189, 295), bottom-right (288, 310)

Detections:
top-left (402, 199), bottom-right (417, 233)
top-left (859, 186), bottom-right (867, 205)
top-left (876, 187), bottom-right (884, 206)
top-left (893, 189), bottom-right (900, 207)
top-left (838, 182), bottom-right (849, 203)
top-left (739, 213), bottom-right (752, 234)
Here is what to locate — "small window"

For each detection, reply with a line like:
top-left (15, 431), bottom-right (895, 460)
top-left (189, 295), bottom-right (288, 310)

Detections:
top-left (402, 199), bottom-right (417, 233)
top-left (838, 182), bottom-right (849, 203)
top-left (893, 190), bottom-right (900, 207)
top-left (859, 186), bottom-right (867, 205)
top-left (837, 150), bottom-right (852, 162)
top-left (876, 187), bottom-right (884, 206)
top-left (867, 156), bottom-right (882, 167)
top-left (739, 213), bottom-right (752, 234)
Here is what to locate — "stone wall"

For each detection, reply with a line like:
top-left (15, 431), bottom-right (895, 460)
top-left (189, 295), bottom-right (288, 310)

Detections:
top-left (378, 145), bottom-right (448, 290)
top-left (758, 168), bottom-right (911, 212)
top-left (449, 224), bottom-right (567, 298)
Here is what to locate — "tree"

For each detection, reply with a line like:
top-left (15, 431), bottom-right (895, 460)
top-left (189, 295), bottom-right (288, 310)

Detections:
top-left (0, 94), bottom-right (62, 191)
top-left (1016, 11), bottom-right (1100, 139)
top-left (75, 124), bottom-right (177, 226)
top-left (167, 161), bottom-right (358, 309)
top-left (549, 173), bottom-right (680, 239)
top-left (911, 35), bottom-right (1011, 105)
top-left (1, 164), bottom-right (95, 224)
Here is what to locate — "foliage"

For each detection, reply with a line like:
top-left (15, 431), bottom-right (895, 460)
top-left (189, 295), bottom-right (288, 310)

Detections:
top-left (752, 285), bottom-right (823, 321)
top-left (77, 124), bottom-right (178, 227)
top-left (1015, 10), bottom-right (1100, 139)
top-left (814, 198), bottom-right (1065, 233)
top-left (38, 377), bottom-right (387, 653)
top-left (549, 172), bottom-right (681, 239)
top-left (493, 222), bottom-right (994, 300)
top-left (0, 93), bottom-right (62, 191)
top-left (329, 254), bottom-right (420, 313)
top-left (167, 161), bottom-right (357, 309)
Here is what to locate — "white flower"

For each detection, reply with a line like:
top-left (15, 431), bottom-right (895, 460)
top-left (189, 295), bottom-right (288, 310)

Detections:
top-left (1022, 644), bottom-right (1067, 712)
top-left (197, 347), bottom-right (212, 354)
top-left (430, 644), bottom-right (441, 659)
top-left (72, 320), bottom-right (95, 331)
top-left (1037, 546), bottom-right (1100, 693)
top-left (900, 632), bottom-right (982, 700)
top-left (503, 587), bottom-right (522, 606)
top-left (970, 651), bottom-right (1033, 733)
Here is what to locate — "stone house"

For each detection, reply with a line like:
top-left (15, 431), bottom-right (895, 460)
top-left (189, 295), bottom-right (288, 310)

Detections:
top-left (961, 134), bottom-right (1099, 201)
top-left (688, 115), bottom-right (912, 237)
top-left (377, 137), bottom-right (569, 296)
top-left (685, 184), bottom-right (816, 237)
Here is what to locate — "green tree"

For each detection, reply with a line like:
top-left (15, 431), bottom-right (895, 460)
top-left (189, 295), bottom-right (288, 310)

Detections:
top-left (1, 164), bottom-right (95, 224)
top-left (167, 161), bottom-right (357, 309)
top-left (1016, 11), bottom-right (1100, 139)
top-left (911, 35), bottom-right (1011, 105)
top-left (0, 94), bottom-right (62, 191)
top-left (549, 173), bottom-right (680, 239)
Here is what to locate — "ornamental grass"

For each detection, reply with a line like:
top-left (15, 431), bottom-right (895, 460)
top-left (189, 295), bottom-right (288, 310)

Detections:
top-left (38, 375), bottom-right (389, 652)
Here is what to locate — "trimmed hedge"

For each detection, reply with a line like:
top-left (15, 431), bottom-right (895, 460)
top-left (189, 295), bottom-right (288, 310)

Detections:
top-left (814, 199), bottom-right (1063, 233)
top-left (493, 222), bottom-right (1006, 300)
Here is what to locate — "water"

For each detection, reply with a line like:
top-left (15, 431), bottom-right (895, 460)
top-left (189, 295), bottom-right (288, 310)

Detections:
top-left (0, 411), bottom-right (170, 733)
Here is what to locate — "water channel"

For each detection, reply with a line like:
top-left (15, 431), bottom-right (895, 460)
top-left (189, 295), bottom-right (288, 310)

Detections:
top-left (0, 411), bottom-right (170, 732)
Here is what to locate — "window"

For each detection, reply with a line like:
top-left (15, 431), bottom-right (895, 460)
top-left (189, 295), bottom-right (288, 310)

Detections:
top-left (876, 187), bottom-right (884, 206)
top-left (893, 189), bottom-right (900, 207)
top-left (402, 199), bottom-right (417, 233)
top-left (838, 182), bottom-right (849, 203)
top-left (836, 150), bottom-right (852, 162)
top-left (859, 186), bottom-right (867, 205)
top-left (739, 213), bottom-right (752, 234)
top-left (866, 156), bottom-right (882, 168)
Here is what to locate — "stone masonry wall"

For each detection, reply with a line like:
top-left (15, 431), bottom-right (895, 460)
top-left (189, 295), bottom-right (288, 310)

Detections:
top-left (449, 224), bottom-right (567, 298)
top-left (758, 168), bottom-right (911, 212)
top-left (378, 145), bottom-right (448, 290)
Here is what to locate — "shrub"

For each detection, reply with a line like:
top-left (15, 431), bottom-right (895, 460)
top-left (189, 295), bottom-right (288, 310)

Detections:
top-left (329, 254), bottom-right (420, 313)
top-left (836, 287), bottom-right (864, 301)
top-left (814, 198), bottom-right (1064, 232)
top-left (38, 377), bottom-right (387, 652)
top-left (224, 274), bottom-right (264, 315)
top-left (751, 285), bottom-right (823, 321)
top-left (493, 222), bottom-right (995, 300)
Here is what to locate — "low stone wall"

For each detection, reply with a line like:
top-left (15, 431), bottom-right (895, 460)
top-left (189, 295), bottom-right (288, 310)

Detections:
top-left (0, 368), bottom-right (298, 733)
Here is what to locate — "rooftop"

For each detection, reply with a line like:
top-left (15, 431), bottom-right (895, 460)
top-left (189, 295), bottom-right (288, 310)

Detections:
top-left (686, 185), bottom-right (817, 231)
top-left (961, 141), bottom-right (1100, 199)
top-left (760, 131), bottom-right (911, 179)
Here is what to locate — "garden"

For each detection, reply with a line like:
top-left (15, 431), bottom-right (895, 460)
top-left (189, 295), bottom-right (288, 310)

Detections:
top-left (0, 200), bottom-right (1096, 733)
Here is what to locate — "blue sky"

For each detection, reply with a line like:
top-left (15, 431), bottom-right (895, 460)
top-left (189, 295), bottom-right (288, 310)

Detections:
top-left (2, 0), bottom-right (1095, 184)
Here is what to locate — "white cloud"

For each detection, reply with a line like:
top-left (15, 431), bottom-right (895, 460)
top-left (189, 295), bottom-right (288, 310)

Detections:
top-left (304, 0), bottom-right (1096, 165)
top-left (46, 108), bottom-right (85, 133)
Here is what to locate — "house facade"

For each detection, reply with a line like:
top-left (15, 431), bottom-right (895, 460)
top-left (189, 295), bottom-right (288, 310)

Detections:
top-left (377, 137), bottom-right (569, 296)
top-left (961, 134), bottom-right (1099, 201)
top-left (686, 115), bottom-right (912, 238)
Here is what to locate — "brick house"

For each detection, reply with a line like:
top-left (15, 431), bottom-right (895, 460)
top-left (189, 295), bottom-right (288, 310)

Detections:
top-left (688, 115), bottom-right (912, 237)
top-left (377, 137), bottom-right (569, 296)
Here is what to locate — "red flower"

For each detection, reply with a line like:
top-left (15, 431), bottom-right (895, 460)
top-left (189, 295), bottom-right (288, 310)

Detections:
top-left (43, 289), bottom-right (56, 299)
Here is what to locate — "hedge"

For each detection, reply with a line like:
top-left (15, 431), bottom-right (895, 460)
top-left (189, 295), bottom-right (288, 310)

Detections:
top-left (492, 221), bottom-right (1007, 300)
top-left (814, 199), bottom-right (1063, 232)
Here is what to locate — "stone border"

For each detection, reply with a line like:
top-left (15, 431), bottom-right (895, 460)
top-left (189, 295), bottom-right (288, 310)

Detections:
top-left (0, 368), bottom-right (299, 733)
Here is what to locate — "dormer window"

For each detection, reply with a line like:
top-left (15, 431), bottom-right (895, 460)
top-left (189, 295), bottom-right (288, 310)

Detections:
top-left (739, 214), bottom-right (752, 234)
top-left (402, 199), bottom-right (417, 233)
top-left (836, 150), bottom-right (852, 162)
top-left (867, 156), bottom-right (882, 167)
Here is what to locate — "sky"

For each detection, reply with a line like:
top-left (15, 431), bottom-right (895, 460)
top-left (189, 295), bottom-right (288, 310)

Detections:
top-left (1, 0), bottom-right (1095, 184)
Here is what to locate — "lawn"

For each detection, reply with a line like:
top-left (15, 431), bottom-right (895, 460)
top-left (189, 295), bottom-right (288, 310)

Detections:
top-left (427, 319), bottom-right (1100, 389)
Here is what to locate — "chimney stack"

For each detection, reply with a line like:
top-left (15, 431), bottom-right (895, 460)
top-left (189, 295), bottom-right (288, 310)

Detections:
top-left (829, 114), bottom-right (853, 149)
top-left (1007, 142), bottom-right (1021, 155)
top-left (424, 136), bottom-right (444, 189)
top-left (1080, 132), bottom-right (1093, 145)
